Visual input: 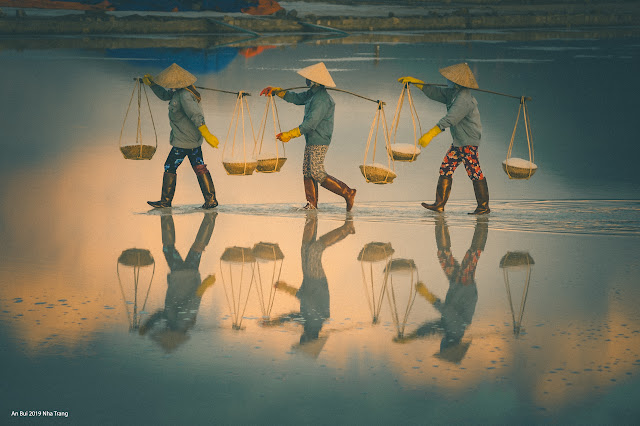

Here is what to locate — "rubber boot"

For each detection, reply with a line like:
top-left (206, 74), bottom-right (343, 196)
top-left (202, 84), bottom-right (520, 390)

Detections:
top-left (422, 176), bottom-right (452, 213)
top-left (468, 178), bottom-right (490, 215)
top-left (321, 175), bottom-right (356, 212)
top-left (190, 212), bottom-right (217, 252)
top-left (470, 216), bottom-right (489, 251)
top-left (161, 215), bottom-right (176, 247)
top-left (197, 172), bottom-right (218, 209)
top-left (148, 172), bottom-right (176, 208)
top-left (303, 177), bottom-right (317, 209)
top-left (434, 216), bottom-right (451, 251)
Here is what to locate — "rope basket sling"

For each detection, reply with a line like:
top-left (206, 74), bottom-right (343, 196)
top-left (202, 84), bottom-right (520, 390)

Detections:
top-left (252, 242), bottom-right (285, 320)
top-left (256, 94), bottom-right (287, 173)
top-left (389, 83), bottom-right (422, 162)
top-left (504, 97), bottom-right (537, 179)
top-left (384, 258), bottom-right (419, 340)
top-left (116, 248), bottom-right (155, 332)
top-left (220, 247), bottom-right (256, 330)
top-left (119, 79), bottom-right (158, 160)
top-left (360, 101), bottom-right (397, 184)
top-left (222, 92), bottom-right (258, 175)
top-left (500, 251), bottom-right (535, 336)
top-left (358, 242), bottom-right (395, 325)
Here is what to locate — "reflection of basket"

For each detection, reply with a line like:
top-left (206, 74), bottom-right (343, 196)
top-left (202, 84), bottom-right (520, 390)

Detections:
top-left (390, 143), bottom-right (420, 162)
top-left (502, 158), bottom-right (537, 179)
top-left (223, 161), bottom-right (258, 176)
top-left (252, 242), bottom-right (284, 261)
top-left (358, 242), bottom-right (394, 262)
top-left (385, 258), bottom-right (416, 273)
top-left (360, 164), bottom-right (397, 184)
top-left (120, 145), bottom-right (156, 160)
top-left (256, 157), bottom-right (287, 173)
top-left (500, 251), bottom-right (535, 269)
top-left (118, 248), bottom-right (154, 266)
top-left (221, 246), bottom-right (256, 263)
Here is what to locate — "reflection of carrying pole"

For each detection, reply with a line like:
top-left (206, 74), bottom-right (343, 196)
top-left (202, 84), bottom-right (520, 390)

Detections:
top-left (275, 87), bottom-right (384, 105)
top-left (423, 83), bottom-right (532, 101)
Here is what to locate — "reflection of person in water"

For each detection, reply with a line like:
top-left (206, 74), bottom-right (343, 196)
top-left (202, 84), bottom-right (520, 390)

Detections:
top-left (264, 213), bottom-right (354, 353)
top-left (139, 212), bottom-right (217, 353)
top-left (401, 216), bottom-right (488, 364)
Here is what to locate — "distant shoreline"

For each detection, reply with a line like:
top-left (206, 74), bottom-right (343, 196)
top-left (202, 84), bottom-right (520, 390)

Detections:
top-left (0, 1), bottom-right (638, 35)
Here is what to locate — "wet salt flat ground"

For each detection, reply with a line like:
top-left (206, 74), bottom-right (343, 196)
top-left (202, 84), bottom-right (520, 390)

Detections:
top-left (1, 28), bottom-right (640, 424)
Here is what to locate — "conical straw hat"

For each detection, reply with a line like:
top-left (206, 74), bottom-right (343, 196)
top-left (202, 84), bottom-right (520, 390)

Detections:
top-left (154, 63), bottom-right (197, 89)
top-left (297, 62), bottom-right (336, 87)
top-left (439, 63), bottom-right (479, 89)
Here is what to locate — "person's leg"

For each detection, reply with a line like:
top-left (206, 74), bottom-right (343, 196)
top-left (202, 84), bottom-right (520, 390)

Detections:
top-left (188, 147), bottom-right (218, 209)
top-left (313, 145), bottom-right (356, 212)
top-left (422, 145), bottom-right (460, 212)
top-left (148, 147), bottom-right (187, 208)
top-left (461, 146), bottom-right (490, 215)
top-left (302, 146), bottom-right (317, 209)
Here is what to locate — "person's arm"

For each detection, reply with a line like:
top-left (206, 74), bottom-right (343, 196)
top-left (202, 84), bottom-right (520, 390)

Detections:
top-left (421, 85), bottom-right (449, 104)
top-left (180, 90), bottom-right (205, 128)
top-left (298, 96), bottom-right (330, 136)
top-left (436, 93), bottom-right (474, 130)
top-left (142, 74), bottom-right (172, 101)
top-left (283, 89), bottom-right (314, 105)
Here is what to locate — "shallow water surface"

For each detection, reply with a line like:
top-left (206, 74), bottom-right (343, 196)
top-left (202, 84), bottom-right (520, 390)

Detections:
top-left (1, 29), bottom-right (639, 424)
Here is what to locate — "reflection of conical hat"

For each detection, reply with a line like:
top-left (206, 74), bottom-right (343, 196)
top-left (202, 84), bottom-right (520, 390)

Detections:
top-left (500, 252), bottom-right (535, 269)
top-left (297, 62), bottom-right (336, 87)
top-left (434, 340), bottom-right (471, 364)
top-left (118, 248), bottom-right (154, 267)
top-left (252, 242), bottom-right (284, 261)
top-left (384, 258), bottom-right (417, 274)
top-left (357, 242), bottom-right (394, 262)
top-left (439, 63), bottom-right (479, 89)
top-left (154, 63), bottom-right (197, 89)
top-left (293, 336), bottom-right (329, 358)
top-left (221, 247), bottom-right (256, 263)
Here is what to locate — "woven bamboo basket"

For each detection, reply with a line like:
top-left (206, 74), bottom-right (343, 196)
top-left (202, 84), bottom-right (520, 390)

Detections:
top-left (499, 251), bottom-right (535, 269)
top-left (221, 246), bottom-right (256, 263)
top-left (223, 161), bottom-right (258, 176)
top-left (357, 242), bottom-right (394, 262)
top-left (256, 157), bottom-right (287, 173)
top-left (252, 242), bottom-right (284, 261)
top-left (120, 145), bottom-right (156, 160)
top-left (390, 144), bottom-right (420, 162)
top-left (359, 164), bottom-right (397, 184)
top-left (118, 248), bottom-right (154, 267)
top-left (384, 258), bottom-right (416, 274)
top-left (502, 158), bottom-right (537, 179)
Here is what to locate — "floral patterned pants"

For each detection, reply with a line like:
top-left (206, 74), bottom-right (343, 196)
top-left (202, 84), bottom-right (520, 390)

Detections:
top-left (302, 145), bottom-right (329, 182)
top-left (439, 145), bottom-right (484, 181)
top-left (164, 146), bottom-right (206, 174)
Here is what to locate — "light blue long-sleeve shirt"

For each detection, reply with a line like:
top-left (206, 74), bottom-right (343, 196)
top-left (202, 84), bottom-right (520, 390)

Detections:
top-left (282, 86), bottom-right (334, 146)
top-left (421, 85), bottom-right (482, 147)
top-left (150, 85), bottom-right (205, 149)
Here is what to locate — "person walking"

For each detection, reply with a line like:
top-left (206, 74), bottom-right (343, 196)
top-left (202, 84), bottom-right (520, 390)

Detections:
top-left (143, 63), bottom-right (220, 209)
top-left (399, 63), bottom-right (490, 215)
top-left (260, 62), bottom-right (356, 211)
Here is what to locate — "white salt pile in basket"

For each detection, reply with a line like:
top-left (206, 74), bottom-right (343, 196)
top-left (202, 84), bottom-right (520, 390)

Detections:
top-left (503, 157), bottom-right (537, 169)
top-left (390, 143), bottom-right (420, 155)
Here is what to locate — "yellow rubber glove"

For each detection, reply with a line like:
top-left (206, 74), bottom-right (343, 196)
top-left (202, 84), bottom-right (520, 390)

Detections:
top-left (260, 86), bottom-right (286, 98)
top-left (196, 274), bottom-right (216, 297)
top-left (416, 281), bottom-right (439, 305)
top-left (276, 127), bottom-right (301, 143)
top-left (274, 280), bottom-right (298, 297)
top-left (198, 125), bottom-right (219, 149)
top-left (397, 76), bottom-right (425, 90)
top-left (142, 74), bottom-right (154, 86)
top-left (418, 125), bottom-right (442, 148)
